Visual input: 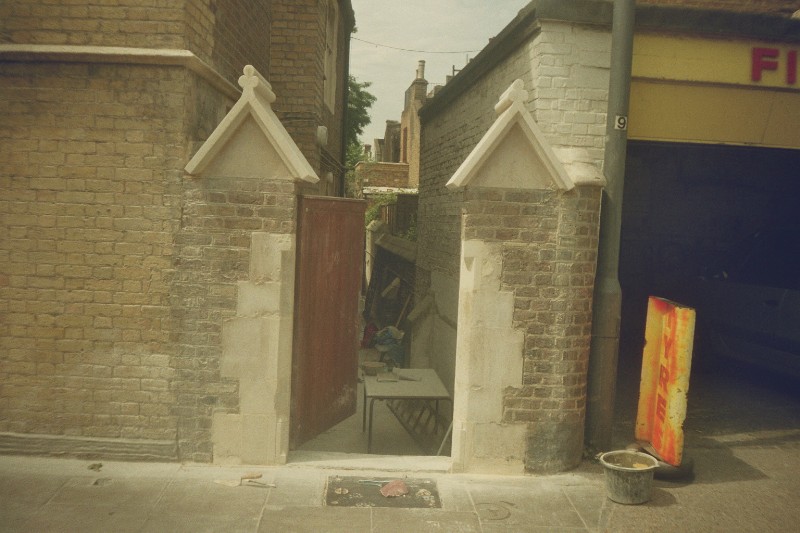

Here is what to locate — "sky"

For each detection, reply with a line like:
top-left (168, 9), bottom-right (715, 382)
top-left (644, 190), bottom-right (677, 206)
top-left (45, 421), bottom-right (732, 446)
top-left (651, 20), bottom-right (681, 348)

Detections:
top-left (348, 0), bottom-right (532, 147)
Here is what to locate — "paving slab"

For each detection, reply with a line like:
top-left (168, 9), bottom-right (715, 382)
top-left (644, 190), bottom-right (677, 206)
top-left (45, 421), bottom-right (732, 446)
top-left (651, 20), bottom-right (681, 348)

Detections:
top-left (258, 506), bottom-right (372, 533)
top-left (266, 467), bottom-right (326, 507)
top-left (1, 431), bottom-right (800, 533)
top-left (18, 502), bottom-right (152, 533)
top-left (141, 479), bottom-right (269, 533)
top-left (464, 478), bottom-right (588, 530)
top-left (435, 476), bottom-right (475, 513)
top-left (371, 507), bottom-right (481, 533)
top-left (0, 475), bottom-right (69, 533)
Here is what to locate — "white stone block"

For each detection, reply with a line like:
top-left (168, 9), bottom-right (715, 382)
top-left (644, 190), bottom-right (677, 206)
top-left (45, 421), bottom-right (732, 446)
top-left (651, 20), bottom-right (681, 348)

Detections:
top-left (250, 232), bottom-right (294, 282)
top-left (239, 372), bottom-right (274, 415)
top-left (221, 318), bottom-right (262, 376)
top-left (460, 240), bottom-right (502, 293)
top-left (472, 422), bottom-right (527, 462)
top-left (237, 281), bottom-right (281, 316)
top-left (211, 413), bottom-right (242, 465)
top-left (461, 326), bottom-right (523, 423)
top-left (473, 290), bottom-right (515, 329)
top-left (241, 414), bottom-right (274, 464)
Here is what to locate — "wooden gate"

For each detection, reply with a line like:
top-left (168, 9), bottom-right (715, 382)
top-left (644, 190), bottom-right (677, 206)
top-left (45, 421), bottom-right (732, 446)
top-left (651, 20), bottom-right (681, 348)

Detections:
top-left (290, 196), bottom-right (366, 448)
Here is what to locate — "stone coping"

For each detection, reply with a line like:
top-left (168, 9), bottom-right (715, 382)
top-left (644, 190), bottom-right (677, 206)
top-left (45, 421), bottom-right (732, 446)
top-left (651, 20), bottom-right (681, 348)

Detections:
top-left (0, 44), bottom-right (241, 101)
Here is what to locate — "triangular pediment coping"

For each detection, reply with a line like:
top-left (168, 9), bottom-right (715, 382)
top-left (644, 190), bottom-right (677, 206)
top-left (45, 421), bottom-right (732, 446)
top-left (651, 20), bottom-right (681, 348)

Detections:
top-left (185, 65), bottom-right (319, 183)
top-left (446, 79), bottom-right (574, 192)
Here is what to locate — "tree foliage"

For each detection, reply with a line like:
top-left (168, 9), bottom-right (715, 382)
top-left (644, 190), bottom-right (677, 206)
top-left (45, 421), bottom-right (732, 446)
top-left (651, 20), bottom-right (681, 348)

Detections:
top-left (345, 75), bottom-right (377, 149)
top-left (344, 75), bottom-right (376, 198)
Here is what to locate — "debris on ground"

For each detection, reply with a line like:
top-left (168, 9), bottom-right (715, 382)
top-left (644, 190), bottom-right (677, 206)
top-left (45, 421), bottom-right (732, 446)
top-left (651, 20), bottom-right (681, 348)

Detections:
top-left (213, 472), bottom-right (275, 488)
top-left (380, 479), bottom-right (409, 497)
top-left (88, 463), bottom-right (103, 471)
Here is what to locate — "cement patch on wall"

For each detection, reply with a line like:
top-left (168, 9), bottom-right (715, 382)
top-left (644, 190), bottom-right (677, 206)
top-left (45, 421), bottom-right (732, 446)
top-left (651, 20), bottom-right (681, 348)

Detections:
top-left (451, 240), bottom-right (525, 473)
top-left (453, 422), bottom-right (528, 475)
top-left (212, 232), bottom-right (295, 465)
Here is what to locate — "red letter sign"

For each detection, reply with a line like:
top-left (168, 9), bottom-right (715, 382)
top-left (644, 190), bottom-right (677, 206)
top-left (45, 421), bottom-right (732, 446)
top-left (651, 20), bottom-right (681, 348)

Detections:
top-left (752, 47), bottom-right (779, 81)
top-left (788, 50), bottom-right (797, 85)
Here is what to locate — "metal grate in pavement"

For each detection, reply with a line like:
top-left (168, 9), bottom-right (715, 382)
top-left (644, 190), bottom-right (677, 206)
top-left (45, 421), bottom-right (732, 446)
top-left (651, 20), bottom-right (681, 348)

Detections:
top-left (324, 476), bottom-right (441, 508)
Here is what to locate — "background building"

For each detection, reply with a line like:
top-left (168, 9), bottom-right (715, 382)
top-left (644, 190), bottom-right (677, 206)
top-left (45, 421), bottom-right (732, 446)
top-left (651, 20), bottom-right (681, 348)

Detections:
top-left (411, 0), bottom-right (800, 473)
top-left (0, 0), bottom-right (354, 463)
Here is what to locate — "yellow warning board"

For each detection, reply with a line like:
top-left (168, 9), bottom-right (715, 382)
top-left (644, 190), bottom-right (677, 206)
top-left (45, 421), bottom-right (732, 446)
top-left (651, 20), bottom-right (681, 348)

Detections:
top-left (635, 296), bottom-right (696, 466)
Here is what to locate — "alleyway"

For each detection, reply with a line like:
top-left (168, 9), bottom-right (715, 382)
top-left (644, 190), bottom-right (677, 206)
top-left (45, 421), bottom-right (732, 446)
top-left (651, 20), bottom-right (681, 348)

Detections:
top-left (294, 359), bottom-right (426, 457)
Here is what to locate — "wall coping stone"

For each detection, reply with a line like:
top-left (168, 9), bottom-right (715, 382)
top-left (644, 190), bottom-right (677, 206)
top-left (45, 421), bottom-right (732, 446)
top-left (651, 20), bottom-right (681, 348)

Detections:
top-left (447, 80), bottom-right (605, 191)
top-left (0, 44), bottom-right (241, 101)
top-left (184, 65), bottom-right (319, 183)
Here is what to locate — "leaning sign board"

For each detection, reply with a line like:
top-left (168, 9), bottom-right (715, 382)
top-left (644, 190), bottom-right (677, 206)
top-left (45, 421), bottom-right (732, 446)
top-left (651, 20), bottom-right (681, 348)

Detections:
top-left (635, 296), bottom-right (696, 466)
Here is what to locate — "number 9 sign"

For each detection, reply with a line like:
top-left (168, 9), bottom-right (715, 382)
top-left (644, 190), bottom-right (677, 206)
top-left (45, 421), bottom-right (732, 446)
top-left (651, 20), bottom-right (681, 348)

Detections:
top-left (614, 115), bottom-right (628, 130)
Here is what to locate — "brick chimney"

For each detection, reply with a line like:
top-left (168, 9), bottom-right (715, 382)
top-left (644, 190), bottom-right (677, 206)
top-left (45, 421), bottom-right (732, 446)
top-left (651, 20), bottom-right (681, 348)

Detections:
top-left (416, 60), bottom-right (426, 80)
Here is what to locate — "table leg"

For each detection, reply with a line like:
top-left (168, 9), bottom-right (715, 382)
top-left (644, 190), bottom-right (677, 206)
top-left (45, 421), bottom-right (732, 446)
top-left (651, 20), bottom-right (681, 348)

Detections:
top-left (362, 387), bottom-right (367, 431)
top-left (367, 398), bottom-right (377, 453)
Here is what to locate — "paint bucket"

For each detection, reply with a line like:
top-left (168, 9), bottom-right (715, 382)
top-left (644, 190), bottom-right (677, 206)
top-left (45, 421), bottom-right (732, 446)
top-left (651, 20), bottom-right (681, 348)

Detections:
top-left (599, 450), bottom-right (659, 504)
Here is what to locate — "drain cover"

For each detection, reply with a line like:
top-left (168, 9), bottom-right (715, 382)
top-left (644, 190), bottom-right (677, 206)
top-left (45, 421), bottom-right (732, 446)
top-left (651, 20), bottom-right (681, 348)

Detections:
top-left (325, 476), bottom-right (441, 508)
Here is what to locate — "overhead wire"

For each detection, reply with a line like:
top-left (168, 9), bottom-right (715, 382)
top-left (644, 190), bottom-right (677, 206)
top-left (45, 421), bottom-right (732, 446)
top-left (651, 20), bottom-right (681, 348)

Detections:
top-left (351, 36), bottom-right (482, 55)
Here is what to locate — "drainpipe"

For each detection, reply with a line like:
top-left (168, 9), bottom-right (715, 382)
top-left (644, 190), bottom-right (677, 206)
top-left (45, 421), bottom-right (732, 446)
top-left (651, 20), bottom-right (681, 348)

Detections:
top-left (586, 0), bottom-right (635, 452)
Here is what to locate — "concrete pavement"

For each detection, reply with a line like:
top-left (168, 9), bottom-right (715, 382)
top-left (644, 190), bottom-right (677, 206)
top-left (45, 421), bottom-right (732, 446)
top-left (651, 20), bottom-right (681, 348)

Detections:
top-left (2, 364), bottom-right (800, 532)
top-left (2, 435), bottom-right (800, 533)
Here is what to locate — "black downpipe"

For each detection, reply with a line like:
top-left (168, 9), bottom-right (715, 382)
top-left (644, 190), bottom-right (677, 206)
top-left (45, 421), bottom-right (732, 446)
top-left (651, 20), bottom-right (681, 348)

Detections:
top-left (586, 0), bottom-right (635, 452)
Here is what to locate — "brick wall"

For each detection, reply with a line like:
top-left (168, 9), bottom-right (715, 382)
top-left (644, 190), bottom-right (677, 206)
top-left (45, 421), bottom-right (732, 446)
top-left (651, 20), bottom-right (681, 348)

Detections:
top-left (455, 186), bottom-right (601, 471)
top-left (206, 0), bottom-right (273, 86)
top-left (400, 77), bottom-right (426, 187)
top-left (356, 162), bottom-right (410, 189)
top-left (0, 0), bottom-right (273, 85)
top-left (0, 60), bottom-right (305, 460)
top-left (529, 23), bottom-right (610, 164)
top-left (417, 18), bottom-right (608, 298)
top-left (416, 16), bottom-right (607, 471)
top-left (418, 44), bottom-right (532, 286)
top-left (463, 186), bottom-right (600, 441)
top-left (270, 0), bottom-right (352, 195)
top-left (0, 0), bottom-right (349, 192)
top-left (0, 62), bottom-right (187, 443)
top-left (172, 175), bottom-right (297, 461)
top-left (381, 121), bottom-right (401, 163)
top-left (0, 0), bottom-right (351, 461)
top-left (0, 0), bottom-right (185, 48)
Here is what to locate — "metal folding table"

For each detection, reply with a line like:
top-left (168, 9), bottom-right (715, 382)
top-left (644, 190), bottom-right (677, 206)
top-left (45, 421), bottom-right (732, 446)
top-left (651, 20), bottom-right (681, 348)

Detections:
top-left (361, 368), bottom-right (451, 453)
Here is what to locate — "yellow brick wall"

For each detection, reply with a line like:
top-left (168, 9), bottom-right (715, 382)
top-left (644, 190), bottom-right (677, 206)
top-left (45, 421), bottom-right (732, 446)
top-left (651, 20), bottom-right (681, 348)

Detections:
top-left (184, 0), bottom-right (273, 88)
top-left (0, 0), bottom-right (185, 48)
top-left (0, 0), bottom-right (351, 461)
top-left (0, 62), bottom-right (187, 442)
top-left (270, 0), bottom-right (352, 196)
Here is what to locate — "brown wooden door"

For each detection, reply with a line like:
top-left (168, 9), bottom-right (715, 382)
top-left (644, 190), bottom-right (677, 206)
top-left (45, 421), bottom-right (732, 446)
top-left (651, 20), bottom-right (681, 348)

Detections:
top-left (290, 196), bottom-right (366, 448)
